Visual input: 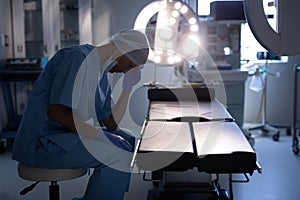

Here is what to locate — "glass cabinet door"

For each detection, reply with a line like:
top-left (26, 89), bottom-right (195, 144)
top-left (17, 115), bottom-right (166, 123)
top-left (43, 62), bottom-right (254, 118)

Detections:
top-left (19, 0), bottom-right (91, 59)
top-left (12, 0), bottom-right (26, 58)
top-left (23, 0), bottom-right (44, 57)
top-left (23, 0), bottom-right (60, 58)
top-left (60, 0), bottom-right (79, 49)
top-left (60, 0), bottom-right (92, 48)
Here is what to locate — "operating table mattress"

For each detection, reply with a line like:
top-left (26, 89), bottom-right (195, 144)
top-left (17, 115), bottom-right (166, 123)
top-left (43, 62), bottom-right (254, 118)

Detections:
top-left (136, 121), bottom-right (256, 174)
top-left (148, 99), bottom-right (233, 121)
top-left (136, 100), bottom-right (257, 174)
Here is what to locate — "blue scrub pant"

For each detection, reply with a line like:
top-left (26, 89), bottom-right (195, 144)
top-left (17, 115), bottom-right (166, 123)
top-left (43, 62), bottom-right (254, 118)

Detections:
top-left (34, 129), bottom-right (136, 200)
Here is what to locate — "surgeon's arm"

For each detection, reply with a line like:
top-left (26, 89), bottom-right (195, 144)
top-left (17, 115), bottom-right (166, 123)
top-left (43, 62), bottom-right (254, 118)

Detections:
top-left (102, 66), bottom-right (141, 130)
top-left (48, 104), bottom-right (98, 139)
top-left (102, 90), bottom-right (130, 131)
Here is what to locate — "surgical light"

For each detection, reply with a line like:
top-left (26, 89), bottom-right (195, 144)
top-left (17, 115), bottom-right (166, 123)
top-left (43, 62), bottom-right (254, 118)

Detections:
top-left (174, 2), bottom-right (181, 9)
top-left (180, 5), bottom-right (188, 14)
top-left (174, 55), bottom-right (182, 62)
top-left (188, 17), bottom-right (197, 24)
top-left (154, 55), bottom-right (162, 63)
top-left (160, 1), bottom-right (167, 8)
top-left (167, 56), bottom-right (175, 64)
top-left (169, 17), bottom-right (177, 25)
top-left (166, 42), bottom-right (174, 49)
top-left (190, 24), bottom-right (199, 32)
top-left (156, 49), bottom-right (163, 55)
top-left (172, 10), bottom-right (179, 18)
top-left (134, 0), bottom-right (201, 65)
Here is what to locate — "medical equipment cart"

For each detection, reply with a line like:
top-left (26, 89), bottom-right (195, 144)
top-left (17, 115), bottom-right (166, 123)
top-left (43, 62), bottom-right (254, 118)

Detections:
top-left (0, 58), bottom-right (44, 153)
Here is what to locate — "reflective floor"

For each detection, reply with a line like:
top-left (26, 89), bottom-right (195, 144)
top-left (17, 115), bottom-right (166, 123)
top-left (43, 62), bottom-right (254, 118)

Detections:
top-left (0, 129), bottom-right (299, 200)
top-left (233, 129), bottom-right (300, 200)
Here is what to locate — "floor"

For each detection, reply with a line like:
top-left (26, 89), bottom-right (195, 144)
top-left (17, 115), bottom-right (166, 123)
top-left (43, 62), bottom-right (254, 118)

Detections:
top-left (1, 129), bottom-right (300, 200)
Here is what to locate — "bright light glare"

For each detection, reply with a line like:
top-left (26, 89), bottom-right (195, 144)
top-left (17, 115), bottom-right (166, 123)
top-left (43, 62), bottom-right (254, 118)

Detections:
top-left (134, 0), bottom-right (201, 65)
top-left (166, 42), bottom-right (174, 49)
top-left (169, 17), bottom-right (176, 25)
top-left (181, 5), bottom-right (188, 14)
top-left (155, 49), bottom-right (163, 55)
top-left (160, 9), bottom-right (167, 16)
top-left (167, 49), bottom-right (175, 55)
top-left (223, 47), bottom-right (231, 55)
top-left (190, 24), bottom-right (199, 32)
top-left (174, 2), bottom-right (181, 9)
top-left (134, 1), bottom-right (160, 30)
top-left (197, 0), bottom-right (213, 16)
top-left (159, 28), bottom-right (174, 40)
top-left (189, 17), bottom-right (196, 24)
top-left (158, 16), bottom-right (168, 26)
top-left (188, 34), bottom-right (200, 45)
top-left (167, 56), bottom-right (175, 64)
top-left (160, 1), bottom-right (167, 8)
top-left (182, 38), bottom-right (199, 57)
top-left (154, 55), bottom-right (161, 63)
top-left (148, 51), bottom-right (154, 59)
top-left (172, 10), bottom-right (179, 17)
top-left (175, 55), bottom-right (182, 62)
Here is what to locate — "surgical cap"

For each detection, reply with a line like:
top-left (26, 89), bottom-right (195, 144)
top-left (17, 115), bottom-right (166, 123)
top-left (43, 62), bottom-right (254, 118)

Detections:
top-left (111, 29), bottom-right (150, 66)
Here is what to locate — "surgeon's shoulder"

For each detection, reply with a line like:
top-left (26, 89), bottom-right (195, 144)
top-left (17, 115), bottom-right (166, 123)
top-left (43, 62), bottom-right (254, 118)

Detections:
top-left (59, 44), bottom-right (94, 58)
top-left (44, 44), bottom-right (95, 73)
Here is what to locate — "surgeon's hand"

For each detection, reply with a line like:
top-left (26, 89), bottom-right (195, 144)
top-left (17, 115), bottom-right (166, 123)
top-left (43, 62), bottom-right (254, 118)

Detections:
top-left (97, 130), bottom-right (133, 152)
top-left (122, 66), bottom-right (141, 92)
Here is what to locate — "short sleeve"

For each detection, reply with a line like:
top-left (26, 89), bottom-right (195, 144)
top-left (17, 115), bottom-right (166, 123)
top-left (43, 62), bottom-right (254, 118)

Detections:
top-left (49, 50), bottom-right (85, 108)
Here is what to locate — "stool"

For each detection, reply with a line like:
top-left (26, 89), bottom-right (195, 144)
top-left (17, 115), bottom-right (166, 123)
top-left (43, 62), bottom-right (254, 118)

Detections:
top-left (18, 163), bottom-right (87, 200)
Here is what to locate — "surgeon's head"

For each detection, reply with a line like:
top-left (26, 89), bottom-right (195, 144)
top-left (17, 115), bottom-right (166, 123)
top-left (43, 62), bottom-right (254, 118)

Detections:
top-left (109, 29), bottom-right (150, 73)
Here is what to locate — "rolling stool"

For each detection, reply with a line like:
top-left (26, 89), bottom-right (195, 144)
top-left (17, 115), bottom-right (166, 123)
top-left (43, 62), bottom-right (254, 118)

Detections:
top-left (18, 163), bottom-right (87, 200)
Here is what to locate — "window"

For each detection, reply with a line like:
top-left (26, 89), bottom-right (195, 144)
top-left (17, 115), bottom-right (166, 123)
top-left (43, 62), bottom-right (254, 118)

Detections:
top-left (240, 0), bottom-right (287, 64)
top-left (197, 0), bottom-right (243, 16)
top-left (197, 0), bottom-right (213, 16)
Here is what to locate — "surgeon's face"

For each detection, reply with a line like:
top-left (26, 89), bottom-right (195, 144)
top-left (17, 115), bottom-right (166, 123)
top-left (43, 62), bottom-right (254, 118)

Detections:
top-left (109, 55), bottom-right (137, 73)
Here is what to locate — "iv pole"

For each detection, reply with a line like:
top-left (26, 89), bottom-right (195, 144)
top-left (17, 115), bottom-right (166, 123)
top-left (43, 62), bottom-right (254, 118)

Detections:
top-left (248, 55), bottom-right (280, 141)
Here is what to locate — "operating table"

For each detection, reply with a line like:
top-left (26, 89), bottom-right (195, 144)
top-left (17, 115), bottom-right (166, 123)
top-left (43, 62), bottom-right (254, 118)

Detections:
top-left (131, 86), bottom-right (261, 200)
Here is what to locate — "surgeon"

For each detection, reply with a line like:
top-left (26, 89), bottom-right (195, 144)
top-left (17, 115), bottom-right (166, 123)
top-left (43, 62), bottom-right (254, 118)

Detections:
top-left (12, 29), bottom-right (150, 200)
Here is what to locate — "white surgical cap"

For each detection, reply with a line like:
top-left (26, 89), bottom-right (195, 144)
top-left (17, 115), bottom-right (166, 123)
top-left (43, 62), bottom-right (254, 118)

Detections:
top-left (111, 29), bottom-right (150, 66)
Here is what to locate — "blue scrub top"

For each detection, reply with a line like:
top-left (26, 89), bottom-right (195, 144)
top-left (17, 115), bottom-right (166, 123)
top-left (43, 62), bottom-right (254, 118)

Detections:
top-left (12, 44), bottom-right (112, 166)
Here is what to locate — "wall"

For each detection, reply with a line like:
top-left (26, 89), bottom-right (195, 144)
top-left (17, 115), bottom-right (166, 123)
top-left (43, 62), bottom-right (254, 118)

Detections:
top-left (266, 59), bottom-right (295, 126)
top-left (92, 0), bottom-right (153, 44)
top-left (0, 0), bottom-right (13, 131)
